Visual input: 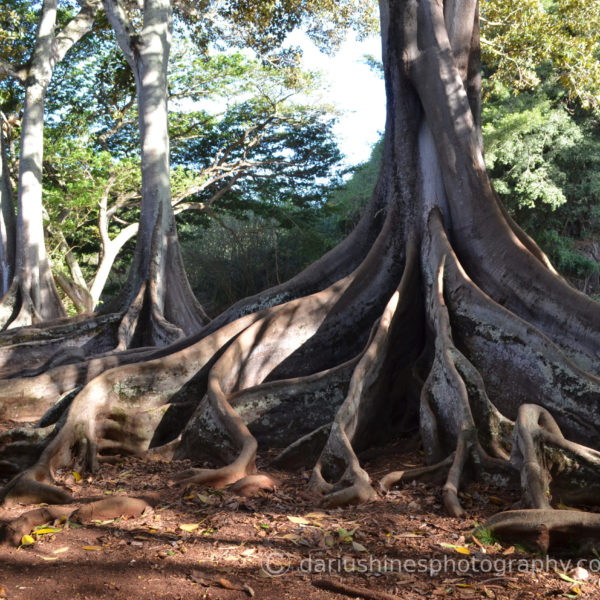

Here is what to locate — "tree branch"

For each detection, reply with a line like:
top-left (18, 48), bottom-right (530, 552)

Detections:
top-left (0, 60), bottom-right (26, 84)
top-left (53, 0), bottom-right (100, 65)
top-left (102, 0), bottom-right (138, 69)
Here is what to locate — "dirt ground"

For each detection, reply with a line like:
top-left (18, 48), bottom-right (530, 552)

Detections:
top-left (1, 427), bottom-right (598, 600)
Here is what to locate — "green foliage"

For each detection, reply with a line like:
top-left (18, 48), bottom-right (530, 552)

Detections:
top-left (30, 15), bottom-right (346, 308)
top-left (480, 0), bottom-right (600, 111)
top-left (177, 0), bottom-right (379, 56)
top-left (482, 78), bottom-right (600, 293)
top-left (324, 139), bottom-right (383, 238)
top-left (483, 87), bottom-right (578, 212)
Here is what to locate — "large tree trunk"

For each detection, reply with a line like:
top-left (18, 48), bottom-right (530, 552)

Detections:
top-left (2, 0), bottom-right (600, 554)
top-left (0, 0), bottom-right (99, 329)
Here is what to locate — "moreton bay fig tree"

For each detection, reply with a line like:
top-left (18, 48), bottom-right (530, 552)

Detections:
top-left (2, 0), bottom-right (600, 554)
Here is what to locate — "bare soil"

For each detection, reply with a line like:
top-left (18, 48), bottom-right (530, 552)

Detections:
top-left (0, 428), bottom-right (598, 600)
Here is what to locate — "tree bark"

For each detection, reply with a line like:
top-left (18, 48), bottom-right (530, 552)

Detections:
top-left (102, 0), bottom-right (209, 347)
top-left (0, 120), bottom-right (15, 296)
top-left (0, 0), bottom-right (100, 329)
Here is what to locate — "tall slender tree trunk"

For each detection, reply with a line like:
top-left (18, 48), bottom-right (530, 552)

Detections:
top-left (102, 0), bottom-right (209, 347)
top-left (0, 0), bottom-right (99, 329)
top-left (0, 121), bottom-right (15, 296)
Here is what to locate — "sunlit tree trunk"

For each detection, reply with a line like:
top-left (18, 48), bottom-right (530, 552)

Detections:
top-left (102, 0), bottom-right (208, 347)
top-left (0, 120), bottom-right (15, 296)
top-left (0, 0), bottom-right (99, 328)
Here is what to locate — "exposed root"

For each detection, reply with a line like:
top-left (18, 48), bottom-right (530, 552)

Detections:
top-left (175, 273), bottom-right (360, 490)
top-left (482, 509), bottom-right (600, 555)
top-left (227, 474), bottom-right (279, 496)
top-left (0, 422), bottom-right (58, 475)
top-left (71, 494), bottom-right (158, 523)
top-left (415, 211), bottom-right (600, 541)
top-left (379, 214), bottom-right (513, 518)
top-left (1, 506), bottom-right (70, 546)
top-left (379, 453), bottom-right (455, 491)
top-left (512, 403), bottom-right (600, 509)
top-left (0, 278), bottom-right (65, 332)
top-left (309, 237), bottom-right (421, 506)
top-left (0, 309), bottom-right (262, 505)
top-left (313, 578), bottom-right (399, 600)
top-left (0, 494), bottom-right (159, 546)
top-left (271, 424), bottom-right (332, 470)
top-left (0, 468), bottom-right (73, 506)
top-left (0, 311), bottom-right (123, 378)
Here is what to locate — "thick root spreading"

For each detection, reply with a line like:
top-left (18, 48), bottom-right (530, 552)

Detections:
top-left (2, 205), bottom-right (600, 557)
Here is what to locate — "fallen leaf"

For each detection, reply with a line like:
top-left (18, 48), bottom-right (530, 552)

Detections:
top-left (440, 543), bottom-right (470, 555)
top-left (488, 496), bottom-right (504, 506)
top-left (72, 471), bottom-right (82, 482)
top-left (32, 527), bottom-right (62, 535)
top-left (219, 578), bottom-right (237, 590)
top-left (179, 523), bottom-right (199, 532)
top-left (92, 519), bottom-right (115, 526)
top-left (287, 516), bottom-right (310, 525)
top-left (82, 545), bottom-right (102, 551)
top-left (352, 541), bottom-right (368, 552)
top-left (556, 571), bottom-right (585, 585)
top-left (20, 535), bottom-right (35, 546)
top-left (305, 511), bottom-right (328, 519)
top-left (337, 526), bottom-right (358, 541)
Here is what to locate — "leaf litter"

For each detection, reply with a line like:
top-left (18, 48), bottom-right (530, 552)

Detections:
top-left (0, 440), bottom-right (598, 599)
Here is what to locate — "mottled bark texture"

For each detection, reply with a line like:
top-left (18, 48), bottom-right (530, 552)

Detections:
top-left (2, 0), bottom-right (600, 554)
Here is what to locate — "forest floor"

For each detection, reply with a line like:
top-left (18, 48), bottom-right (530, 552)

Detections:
top-left (0, 420), bottom-right (598, 600)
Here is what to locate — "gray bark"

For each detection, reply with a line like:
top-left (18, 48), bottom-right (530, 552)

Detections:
top-left (0, 120), bottom-right (15, 296)
top-left (102, 0), bottom-right (208, 345)
top-left (0, 0), bottom-right (99, 327)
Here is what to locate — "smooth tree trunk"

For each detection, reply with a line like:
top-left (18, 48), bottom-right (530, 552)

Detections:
top-left (2, 0), bottom-right (600, 555)
top-left (102, 0), bottom-right (209, 348)
top-left (0, 0), bottom-right (99, 329)
top-left (0, 122), bottom-right (15, 296)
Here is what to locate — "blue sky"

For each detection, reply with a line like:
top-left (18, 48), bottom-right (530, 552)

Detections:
top-left (286, 31), bottom-right (386, 167)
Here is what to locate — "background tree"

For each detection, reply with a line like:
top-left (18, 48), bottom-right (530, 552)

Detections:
top-left (0, 115), bottom-right (16, 296)
top-left (0, 0), bottom-right (100, 328)
top-left (0, 0), bottom-right (375, 364)
top-left (40, 42), bottom-right (343, 315)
